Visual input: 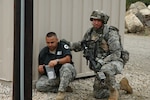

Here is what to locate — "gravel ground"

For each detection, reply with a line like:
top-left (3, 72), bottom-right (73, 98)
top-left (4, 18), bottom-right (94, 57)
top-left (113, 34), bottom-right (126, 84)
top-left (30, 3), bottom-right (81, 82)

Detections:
top-left (0, 34), bottom-right (150, 100)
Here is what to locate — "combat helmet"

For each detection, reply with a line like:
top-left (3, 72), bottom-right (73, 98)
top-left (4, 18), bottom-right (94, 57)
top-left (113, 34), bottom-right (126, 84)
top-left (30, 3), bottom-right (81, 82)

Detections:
top-left (90, 10), bottom-right (109, 24)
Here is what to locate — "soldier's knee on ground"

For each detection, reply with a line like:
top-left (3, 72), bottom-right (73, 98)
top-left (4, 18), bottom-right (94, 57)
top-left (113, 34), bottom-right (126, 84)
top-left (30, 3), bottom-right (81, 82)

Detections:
top-left (93, 88), bottom-right (109, 99)
top-left (93, 77), bottom-right (109, 99)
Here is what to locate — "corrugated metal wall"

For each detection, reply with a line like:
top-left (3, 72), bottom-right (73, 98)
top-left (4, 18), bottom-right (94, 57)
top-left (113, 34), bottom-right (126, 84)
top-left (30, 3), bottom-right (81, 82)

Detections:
top-left (33, 0), bottom-right (126, 81)
top-left (0, 0), bottom-right (126, 82)
top-left (0, 0), bottom-right (14, 81)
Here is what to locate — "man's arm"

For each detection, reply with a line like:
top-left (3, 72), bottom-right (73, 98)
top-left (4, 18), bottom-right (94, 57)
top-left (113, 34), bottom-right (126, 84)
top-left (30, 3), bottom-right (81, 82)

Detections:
top-left (48, 55), bottom-right (71, 67)
top-left (38, 47), bottom-right (47, 75)
top-left (38, 65), bottom-right (45, 74)
top-left (103, 30), bottom-right (122, 62)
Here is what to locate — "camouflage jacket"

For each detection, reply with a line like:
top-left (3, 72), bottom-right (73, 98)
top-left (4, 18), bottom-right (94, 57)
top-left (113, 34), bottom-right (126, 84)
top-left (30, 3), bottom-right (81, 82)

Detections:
top-left (71, 25), bottom-right (123, 63)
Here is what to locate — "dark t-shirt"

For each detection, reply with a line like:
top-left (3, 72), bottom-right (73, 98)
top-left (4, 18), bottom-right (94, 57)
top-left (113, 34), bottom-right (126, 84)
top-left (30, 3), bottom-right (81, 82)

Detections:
top-left (38, 41), bottom-right (73, 76)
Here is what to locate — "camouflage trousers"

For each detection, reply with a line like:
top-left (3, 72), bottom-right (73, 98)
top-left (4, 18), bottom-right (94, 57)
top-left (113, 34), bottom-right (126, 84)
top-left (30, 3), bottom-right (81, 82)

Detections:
top-left (36, 63), bottom-right (76, 92)
top-left (93, 60), bottom-right (124, 99)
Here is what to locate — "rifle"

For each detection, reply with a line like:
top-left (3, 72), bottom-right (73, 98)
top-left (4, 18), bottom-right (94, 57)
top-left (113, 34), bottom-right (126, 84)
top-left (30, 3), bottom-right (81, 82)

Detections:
top-left (81, 40), bottom-right (106, 80)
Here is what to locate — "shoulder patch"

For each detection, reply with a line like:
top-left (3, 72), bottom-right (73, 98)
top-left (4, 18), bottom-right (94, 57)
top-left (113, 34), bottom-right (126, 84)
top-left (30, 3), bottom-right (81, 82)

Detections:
top-left (64, 44), bottom-right (69, 49)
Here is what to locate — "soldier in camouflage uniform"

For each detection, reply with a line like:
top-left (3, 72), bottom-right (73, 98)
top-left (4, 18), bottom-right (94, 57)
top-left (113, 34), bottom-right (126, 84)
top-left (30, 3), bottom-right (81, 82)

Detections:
top-left (36, 32), bottom-right (76, 100)
top-left (62, 10), bottom-right (133, 100)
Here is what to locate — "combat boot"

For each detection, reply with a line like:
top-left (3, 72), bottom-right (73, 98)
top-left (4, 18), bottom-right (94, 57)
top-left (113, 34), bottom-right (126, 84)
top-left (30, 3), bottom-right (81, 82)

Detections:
top-left (56, 91), bottom-right (65, 100)
top-left (120, 77), bottom-right (133, 94)
top-left (108, 88), bottom-right (119, 100)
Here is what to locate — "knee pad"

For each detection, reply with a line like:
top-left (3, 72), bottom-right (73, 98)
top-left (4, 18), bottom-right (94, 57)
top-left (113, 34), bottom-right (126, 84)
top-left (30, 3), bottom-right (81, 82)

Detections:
top-left (93, 88), bottom-right (109, 99)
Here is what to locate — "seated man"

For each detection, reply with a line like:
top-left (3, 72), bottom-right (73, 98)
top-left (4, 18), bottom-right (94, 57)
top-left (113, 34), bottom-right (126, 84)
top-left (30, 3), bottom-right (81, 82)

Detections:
top-left (36, 32), bottom-right (76, 100)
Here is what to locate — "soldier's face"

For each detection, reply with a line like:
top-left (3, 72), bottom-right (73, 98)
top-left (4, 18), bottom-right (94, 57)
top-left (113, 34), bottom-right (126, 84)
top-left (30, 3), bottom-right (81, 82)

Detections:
top-left (46, 36), bottom-right (58, 51)
top-left (92, 19), bottom-right (103, 29)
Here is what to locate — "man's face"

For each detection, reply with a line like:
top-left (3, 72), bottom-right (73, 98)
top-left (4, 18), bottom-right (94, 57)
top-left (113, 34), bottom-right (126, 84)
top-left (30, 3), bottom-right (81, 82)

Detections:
top-left (92, 19), bottom-right (103, 29)
top-left (46, 36), bottom-right (58, 51)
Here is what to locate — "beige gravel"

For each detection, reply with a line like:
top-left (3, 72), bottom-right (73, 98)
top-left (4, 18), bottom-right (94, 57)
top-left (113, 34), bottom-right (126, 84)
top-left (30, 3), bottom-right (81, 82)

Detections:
top-left (0, 34), bottom-right (150, 100)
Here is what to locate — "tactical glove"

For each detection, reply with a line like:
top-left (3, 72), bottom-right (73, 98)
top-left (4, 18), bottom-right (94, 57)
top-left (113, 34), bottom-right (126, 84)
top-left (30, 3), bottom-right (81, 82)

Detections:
top-left (94, 63), bottom-right (102, 72)
top-left (96, 58), bottom-right (106, 66)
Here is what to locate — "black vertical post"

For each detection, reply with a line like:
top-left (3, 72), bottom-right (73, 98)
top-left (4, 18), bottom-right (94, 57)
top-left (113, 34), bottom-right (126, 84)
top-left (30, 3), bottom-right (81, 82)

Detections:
top-left (13, 0), bottom-right (21, 100)
top-left (24, 0), bottom-right (33, 100)
top-left (13, 0), bottom-right (33, 100)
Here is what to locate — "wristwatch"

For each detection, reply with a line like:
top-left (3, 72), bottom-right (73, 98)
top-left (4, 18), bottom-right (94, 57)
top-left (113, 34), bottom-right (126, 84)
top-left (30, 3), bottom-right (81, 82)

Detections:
top-left (56, 59), bottom-right (60, 64)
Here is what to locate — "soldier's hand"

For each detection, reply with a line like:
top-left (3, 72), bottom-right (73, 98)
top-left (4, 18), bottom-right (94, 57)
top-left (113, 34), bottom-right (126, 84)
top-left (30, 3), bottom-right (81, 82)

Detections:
top-left (60, 39), bottom-right (70, 46)
top-left (96, 58), bottom-right (105, 66)
top-left (95, 63), bottom-right (102, 72)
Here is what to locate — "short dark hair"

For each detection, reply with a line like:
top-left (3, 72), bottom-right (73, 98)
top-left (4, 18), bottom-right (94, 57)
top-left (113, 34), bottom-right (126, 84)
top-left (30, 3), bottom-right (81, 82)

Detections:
top-left (46, 32), bottom-right (57, 37)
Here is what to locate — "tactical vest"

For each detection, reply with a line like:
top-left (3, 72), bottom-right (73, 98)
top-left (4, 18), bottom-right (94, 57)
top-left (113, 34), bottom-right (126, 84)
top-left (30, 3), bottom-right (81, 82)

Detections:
top-left (88, 25), bottom-right (129, 64)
